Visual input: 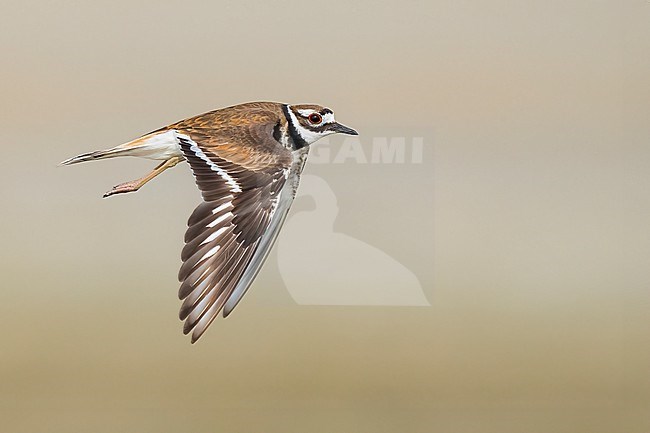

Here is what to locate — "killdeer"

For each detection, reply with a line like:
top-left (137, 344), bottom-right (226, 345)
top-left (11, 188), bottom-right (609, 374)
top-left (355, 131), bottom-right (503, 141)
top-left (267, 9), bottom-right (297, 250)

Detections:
top-left (61, 101), bottom-right (358, 342)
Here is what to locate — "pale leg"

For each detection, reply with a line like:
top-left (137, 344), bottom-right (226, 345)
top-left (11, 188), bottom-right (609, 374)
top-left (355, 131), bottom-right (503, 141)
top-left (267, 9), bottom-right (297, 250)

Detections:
top-left (103, 156), bottom-right (184, 198)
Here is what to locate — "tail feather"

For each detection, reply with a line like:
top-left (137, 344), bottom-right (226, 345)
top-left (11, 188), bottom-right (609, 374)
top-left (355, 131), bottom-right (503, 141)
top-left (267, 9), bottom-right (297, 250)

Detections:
top-left (59, 148), bottom-right (127, 166)
top-left (59, 130), bottom-right (181, 166)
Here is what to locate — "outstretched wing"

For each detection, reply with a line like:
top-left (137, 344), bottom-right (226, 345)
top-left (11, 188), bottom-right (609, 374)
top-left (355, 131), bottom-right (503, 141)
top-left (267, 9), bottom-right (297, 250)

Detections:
top-left (176, 123), bottom-right (305, 343)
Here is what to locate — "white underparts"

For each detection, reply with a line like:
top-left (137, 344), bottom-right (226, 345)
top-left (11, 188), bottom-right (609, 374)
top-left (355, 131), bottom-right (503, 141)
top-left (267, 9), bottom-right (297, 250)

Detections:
top-left (124, 130), bottom-right (184, 160)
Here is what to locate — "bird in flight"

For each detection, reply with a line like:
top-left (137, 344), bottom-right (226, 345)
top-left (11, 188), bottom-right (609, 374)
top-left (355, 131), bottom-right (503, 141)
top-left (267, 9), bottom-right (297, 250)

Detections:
top-left (61, 101), bottom-right (358, 342)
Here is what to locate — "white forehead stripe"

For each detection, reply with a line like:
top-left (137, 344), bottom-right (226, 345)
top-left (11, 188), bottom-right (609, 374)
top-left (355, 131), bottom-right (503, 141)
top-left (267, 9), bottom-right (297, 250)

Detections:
top-left (295, 109), bottom-right (336, 125)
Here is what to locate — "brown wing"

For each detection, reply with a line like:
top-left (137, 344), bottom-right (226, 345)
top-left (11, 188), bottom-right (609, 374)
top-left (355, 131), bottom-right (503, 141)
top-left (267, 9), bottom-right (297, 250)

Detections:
top-left (171, 102), bottom-right (289, 170)
top-left (175, 112), bottom-right (293, 343)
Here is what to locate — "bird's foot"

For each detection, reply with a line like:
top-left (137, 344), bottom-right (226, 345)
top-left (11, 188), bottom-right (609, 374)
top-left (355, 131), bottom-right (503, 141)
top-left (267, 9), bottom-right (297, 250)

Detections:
top-left (103, 181), bottom-right (140, 198)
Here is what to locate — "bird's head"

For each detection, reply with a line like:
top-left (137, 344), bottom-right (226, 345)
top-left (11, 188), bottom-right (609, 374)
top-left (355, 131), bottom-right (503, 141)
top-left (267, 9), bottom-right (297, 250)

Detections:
top-left (283, 104), bottom-right (358, 147)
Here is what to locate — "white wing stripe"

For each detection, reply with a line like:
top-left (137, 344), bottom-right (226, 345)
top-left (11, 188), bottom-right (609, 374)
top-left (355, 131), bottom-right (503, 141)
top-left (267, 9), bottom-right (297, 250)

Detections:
top-left (207, 212), bottom-right (232, 228)
top-left (178, 132), bottom-right (242, 193)
top-left (212, 202), bottom-right (232, 215)
top-left (200, 226), bottom-right (229, 246)
top-left (200, 245), bottom-right (221, 261)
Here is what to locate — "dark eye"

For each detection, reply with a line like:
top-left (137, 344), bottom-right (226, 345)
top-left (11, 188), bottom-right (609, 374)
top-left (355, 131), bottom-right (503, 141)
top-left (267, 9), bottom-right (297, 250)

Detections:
top-left (308, 113), bottom-right (322, 124)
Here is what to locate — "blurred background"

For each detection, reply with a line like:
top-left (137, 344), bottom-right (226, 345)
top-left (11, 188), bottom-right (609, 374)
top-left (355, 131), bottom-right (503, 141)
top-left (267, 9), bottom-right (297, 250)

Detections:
top-left (1, 1), bottom-right (649, 432)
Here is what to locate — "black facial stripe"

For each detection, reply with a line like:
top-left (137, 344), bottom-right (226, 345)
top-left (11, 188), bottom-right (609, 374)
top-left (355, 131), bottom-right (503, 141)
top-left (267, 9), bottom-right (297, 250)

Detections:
top-left (309, 125), bottom-right (326, 133)
top-left (307, 121), bottom-right (336, 133)
top-left (282, 104), bottom-right (308, 150)
top-left (272, 121), bottom-right (282, 143)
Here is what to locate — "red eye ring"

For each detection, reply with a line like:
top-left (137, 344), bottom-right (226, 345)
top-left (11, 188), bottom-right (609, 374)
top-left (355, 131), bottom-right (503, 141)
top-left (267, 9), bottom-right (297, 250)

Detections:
top-left (308, 113), bottom-right (322, 124)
